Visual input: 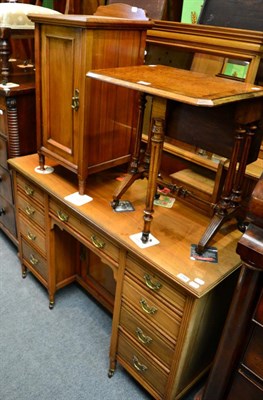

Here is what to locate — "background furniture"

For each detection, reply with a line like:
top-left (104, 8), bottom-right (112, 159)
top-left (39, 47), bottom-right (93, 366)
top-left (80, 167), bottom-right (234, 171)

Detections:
top-left (106, 0), bottom-right (167, 20)
top-left (144, 21), bottom-right (263, 215)
top-left (9, 153), bottom-right (242, 399)
top-left (0, 82), bottom-right (36, 244)
top-left (30, 6), bottom-right (152, 195)
top-left (199, 173), bottom-right (263, 400)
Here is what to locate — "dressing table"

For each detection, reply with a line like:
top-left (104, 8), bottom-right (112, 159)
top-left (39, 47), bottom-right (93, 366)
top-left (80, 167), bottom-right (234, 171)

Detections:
top-left (9, 152), bottom-right (243, 399)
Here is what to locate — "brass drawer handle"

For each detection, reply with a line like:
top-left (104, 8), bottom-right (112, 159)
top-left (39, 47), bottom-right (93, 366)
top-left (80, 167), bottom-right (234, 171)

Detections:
top-left (135, 327), bottom-right (152, 345)
top-left (27, 232), bottom-right (36, 241)
top-left (132, 356), bottom-right (147, 372)
top-left (140, 298), bottom-right (157, 315)
top-left (91, 235), bottom-right (105, 249)
top-left (56, 210), bottom-right (69, 222)
top-left (29, 254), bottom-right (39, 266)
top-left (144, 274), bottom-right (162, 291)
top-left (24, 185), bottom-right (34, 196)
top-left (25, 206), bottom-right (35, 216)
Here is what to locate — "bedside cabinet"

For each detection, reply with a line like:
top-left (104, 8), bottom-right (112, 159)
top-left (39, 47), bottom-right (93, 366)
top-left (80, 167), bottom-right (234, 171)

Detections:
top-left (29, 13), bottom-right (152, 194)
top-left (0, 83), bottom-right (36, 245)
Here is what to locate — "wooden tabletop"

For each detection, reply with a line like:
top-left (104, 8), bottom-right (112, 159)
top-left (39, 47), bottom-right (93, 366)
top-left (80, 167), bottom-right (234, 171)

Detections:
top-left (87, 65), bottom-right (263, 106)
top-left (9, 154), bottom-right (243, 298)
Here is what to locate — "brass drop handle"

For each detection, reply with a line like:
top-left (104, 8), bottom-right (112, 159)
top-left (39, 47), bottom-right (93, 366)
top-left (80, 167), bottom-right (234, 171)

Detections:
top-left (135, 327), bottom-right (152, 345)
top-left (144, 273), bottom-right (162, 291)
top-left (71, 89), bottom-right (79, 111)
top-left (132, 356), bottom-right (147, 372)
top-left (25, 206), bottom-right (35, 216)
top-left (91, 235), bottom-right (105, 249)
top-left (140, 298), bottom-right (157, 315)
top-left (27, 231), bottom-right (36, 241)
top-left (56, 210), bottom-right (69, 222)
top-left (24, 185), bottom-right (34, 196)
top-left (29, 254), bottom-right (39, 266)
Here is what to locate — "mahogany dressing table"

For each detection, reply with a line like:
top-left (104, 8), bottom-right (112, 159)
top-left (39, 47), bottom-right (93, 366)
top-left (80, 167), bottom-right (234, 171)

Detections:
top-left (87, 64), bottom-right (263, 253)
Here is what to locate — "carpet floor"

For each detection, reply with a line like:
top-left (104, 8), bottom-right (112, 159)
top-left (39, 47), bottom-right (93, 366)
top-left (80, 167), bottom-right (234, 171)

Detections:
top-left (0, 231), bottom-right (203, 400)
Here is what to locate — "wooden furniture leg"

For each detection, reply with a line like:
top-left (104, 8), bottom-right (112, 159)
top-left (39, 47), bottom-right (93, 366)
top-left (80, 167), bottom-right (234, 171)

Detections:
top-left (0, 28), bottom-right (11, 84)
top-left (196, 122), bottom-right (257, 254)
top-left (112, 92), bottom-right (149, 208)
top-left (141, 118), bottom-right (165, 243)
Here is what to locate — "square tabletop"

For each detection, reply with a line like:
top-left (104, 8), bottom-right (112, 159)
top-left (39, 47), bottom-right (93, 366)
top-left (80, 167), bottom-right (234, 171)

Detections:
top-left (87, 64), bottom-right (263, 106)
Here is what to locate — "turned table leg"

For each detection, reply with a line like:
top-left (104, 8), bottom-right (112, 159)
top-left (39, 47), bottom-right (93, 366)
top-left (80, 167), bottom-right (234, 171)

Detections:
top-left (141, 118), bottom-right (165, 243)
top-left (196, 123), bottom-right (256, 254)
top-left (112, 92), bottom-right (148, 208)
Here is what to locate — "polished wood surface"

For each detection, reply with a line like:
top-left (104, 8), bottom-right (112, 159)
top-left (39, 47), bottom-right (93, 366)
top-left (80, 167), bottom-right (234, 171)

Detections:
top-left (87, 65), bottom-right (263, 105)
top-left (9, 154), bottom-right (242, 297)
top-left (9, 153), bottom-right (242, 399)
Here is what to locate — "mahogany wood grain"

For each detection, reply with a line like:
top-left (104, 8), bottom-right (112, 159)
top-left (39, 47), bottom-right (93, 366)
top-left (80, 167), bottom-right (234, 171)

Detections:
top-left (200, 174), bottom-right (263, 400)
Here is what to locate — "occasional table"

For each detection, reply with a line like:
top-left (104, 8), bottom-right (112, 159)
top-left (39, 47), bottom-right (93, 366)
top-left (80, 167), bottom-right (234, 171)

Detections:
top-left (87, 65), bottom-right (263, 253)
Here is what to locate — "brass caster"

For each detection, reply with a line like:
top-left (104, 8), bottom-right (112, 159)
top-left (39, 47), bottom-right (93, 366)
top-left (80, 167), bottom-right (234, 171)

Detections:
top-left (49, 301), bottom-right (54, 310)
top-left (108, 369), bottom-right (115, 378)
top-left (22, 268), bottom-right (27, 278)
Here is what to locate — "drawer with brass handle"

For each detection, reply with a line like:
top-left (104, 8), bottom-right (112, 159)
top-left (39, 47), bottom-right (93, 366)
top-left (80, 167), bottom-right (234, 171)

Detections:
top-left (19, 214), bottom-right (46, 255)
top-left (126, 254), bottom-right (186, 313)
top-left (117, 331), bottom-right (168, 397)
top-left (49, 198), bottom-right (119, 264)
top-left (119, 305), bottom-right (175, 367)
top-left (21, 238), bottom-right (48, 281)
top-left (17, 174), bottom-right (44, 205)
top-left (17, 193), bottom-right (45, 229)
top-left (122, 275), bottom-right (182, 340)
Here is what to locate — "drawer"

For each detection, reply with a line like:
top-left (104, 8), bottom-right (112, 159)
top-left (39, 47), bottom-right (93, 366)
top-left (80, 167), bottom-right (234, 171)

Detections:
top-left (0, 100), bottom-right (7, 136)
top-left (17, 174), bottom-right (45, 206)
top-left (0, 164), bottom-right (13, 203)
top-left (120, 304), bottom-right (175, 367)
top-left (226, 370), bottom-right (263, 400)
top-left (19, 214), bottom-right (46, 255)
top-left (49, 199), bottom-right (119, 264)
top-left (118, 331), bottom-right (168, 397)
top-left (122, 275), bottom-right (181, 340)
top-left (17, 192), bottom-right (45, 229)
top-left (126, 254), bottom-right (186, 314)
top-left (242, 324), bottom-right (263, 381)
top-left (21, 238), bottom-right (48, 281)
top-left (0, 194), bottom-right (16, 237)
top-left (0, 135), bottom-right (8, 168)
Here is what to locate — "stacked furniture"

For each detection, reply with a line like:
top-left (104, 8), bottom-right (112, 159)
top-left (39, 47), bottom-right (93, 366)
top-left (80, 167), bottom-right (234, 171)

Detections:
top-left (200, 174), bottom-right (263, 400)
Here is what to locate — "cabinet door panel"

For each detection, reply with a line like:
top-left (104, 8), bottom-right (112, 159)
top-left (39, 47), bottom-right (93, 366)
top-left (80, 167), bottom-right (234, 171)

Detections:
top-left (41, 26), bottom-right (81, 164)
